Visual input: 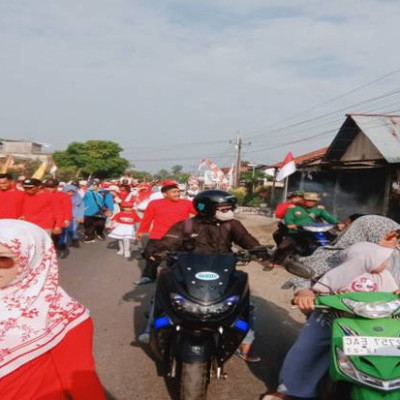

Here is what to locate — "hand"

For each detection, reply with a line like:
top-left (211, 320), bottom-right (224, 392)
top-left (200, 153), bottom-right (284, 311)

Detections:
top-left (53, 227), bottom-right (62, 235)
top-left (337, 223), bottom-right (346, 231)
top-left (105, 210), bottom-right (112, 217)
top-left (292, 289), bottom-right (316, 312)
top-left (394, 290), bottom-right (400, 296)
top-left (64, 220), bottom-right (71, 228)
top-left (379, 231), bottom-right (398, 248)
top-left (136, 232), bottom-right (144, 241)
top-left (287, 224), bottom-right (297, 230)
top-left (77, 219), bottom-right (84, 224)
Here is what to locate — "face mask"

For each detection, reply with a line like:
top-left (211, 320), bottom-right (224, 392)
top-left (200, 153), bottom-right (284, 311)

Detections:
top-left (215, 210), bottom-right (235, 221)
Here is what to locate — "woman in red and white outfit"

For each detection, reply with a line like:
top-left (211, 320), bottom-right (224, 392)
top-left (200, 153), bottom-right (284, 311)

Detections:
top-left (109, 200), bottom-right (141, 258)
top-left (0, 219), bottom-right (106, 400)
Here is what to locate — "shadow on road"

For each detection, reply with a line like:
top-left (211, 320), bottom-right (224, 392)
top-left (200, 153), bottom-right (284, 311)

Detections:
top-left (244, 295), bottom-right (303, 393)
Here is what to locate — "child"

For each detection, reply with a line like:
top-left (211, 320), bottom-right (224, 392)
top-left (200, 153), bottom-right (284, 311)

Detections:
top-left (109, 200), bottom-right (141, 258)
top-left (313, 241), bottom-right (398, 293)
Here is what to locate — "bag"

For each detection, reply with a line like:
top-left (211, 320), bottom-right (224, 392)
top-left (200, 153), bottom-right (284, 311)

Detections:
top-left (92, 191), bottom-right (107, 218)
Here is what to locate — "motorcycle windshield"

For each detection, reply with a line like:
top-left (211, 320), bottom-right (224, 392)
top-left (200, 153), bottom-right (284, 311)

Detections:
top-left (174, 252), bottom-right (238, 304)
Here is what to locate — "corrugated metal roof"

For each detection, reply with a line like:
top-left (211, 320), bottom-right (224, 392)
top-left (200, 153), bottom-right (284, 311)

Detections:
top-left (349, 114), bottom-right (400, 163)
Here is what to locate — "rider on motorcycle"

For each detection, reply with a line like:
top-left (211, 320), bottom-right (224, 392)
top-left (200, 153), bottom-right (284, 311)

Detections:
top-left (139, 190), bottom-right (269, 362)
top-left (272, 192), bottom-right (337, 265)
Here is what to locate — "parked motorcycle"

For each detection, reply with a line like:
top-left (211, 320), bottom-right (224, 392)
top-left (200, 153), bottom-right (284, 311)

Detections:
top-left (149, 248), bottom-right (267, 400)
top-left (289, 264), bottom-right (400, 400)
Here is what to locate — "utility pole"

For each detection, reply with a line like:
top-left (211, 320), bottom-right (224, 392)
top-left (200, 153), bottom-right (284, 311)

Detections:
top-left (230, 133), bottom-right (251, 188)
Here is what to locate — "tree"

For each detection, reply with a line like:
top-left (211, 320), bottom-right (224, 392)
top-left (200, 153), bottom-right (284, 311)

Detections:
top-left (53, 140), bottom-right (129, 179)
top-left (125, 169), bottom-right (153, 182)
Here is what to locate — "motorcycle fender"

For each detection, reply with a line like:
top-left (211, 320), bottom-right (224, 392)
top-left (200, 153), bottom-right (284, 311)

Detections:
top-left (174, 334), bottom-right (215, 363)
top-left (351, 386), bottom-right (400, 400)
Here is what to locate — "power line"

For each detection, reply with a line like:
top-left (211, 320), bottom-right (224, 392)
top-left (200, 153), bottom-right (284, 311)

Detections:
top-left (243, 67), bottom-right (400, 140)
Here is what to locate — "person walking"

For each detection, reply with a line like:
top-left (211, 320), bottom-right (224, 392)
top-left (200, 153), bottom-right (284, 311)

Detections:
top-left (20, 178), bottom-right (63, 236)
top-left (136, 180), bottom-right (196, 285)
top-left (0, 219), bottom-right (106, 400)
top-left (0, 173), bottom-right (24, 219)
top-left (83, 180), bottom-right (114, 243)
top-left (109, 200), bottom-right (141, 258)
top-left (60, 184), bottom-right (85, 249)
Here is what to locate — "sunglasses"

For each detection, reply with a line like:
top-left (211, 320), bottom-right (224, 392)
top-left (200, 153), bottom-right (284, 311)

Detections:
top-left (0, 256), bottom-right (16, 269)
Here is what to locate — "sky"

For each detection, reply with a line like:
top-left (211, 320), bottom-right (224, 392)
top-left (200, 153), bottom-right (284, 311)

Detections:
top-left (1, 0), bottom-right (400, 173)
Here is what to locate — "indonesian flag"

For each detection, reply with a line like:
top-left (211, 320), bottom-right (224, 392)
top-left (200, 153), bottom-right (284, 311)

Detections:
top-left (276, 152), bottom-right (296, 181)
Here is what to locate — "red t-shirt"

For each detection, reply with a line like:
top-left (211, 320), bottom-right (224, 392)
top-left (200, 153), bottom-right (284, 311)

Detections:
top-left (22, 191), bottom-right (63, 229)
top-left (138, 198), bottom-right (196, 239)
top-left (275, 201), bottom-right (292, 219)
top-left (53, 191), bottom-right (73, 224)
top-left (0, 319), bottom-right (106, 400)
top-left (0, 189), bottom-right (24, 219)
top-left (112, 210), bottom-right (141, 225)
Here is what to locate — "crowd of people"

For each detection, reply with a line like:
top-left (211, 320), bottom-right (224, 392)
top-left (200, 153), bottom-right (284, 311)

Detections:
top-left (2, 171), bottom-right (400, 400)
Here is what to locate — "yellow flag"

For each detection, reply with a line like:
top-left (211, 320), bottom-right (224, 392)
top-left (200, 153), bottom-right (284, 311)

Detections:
top-left (0, 156), bottom-right (14, 173)
top-left (32, 160), bottom-right (48, 179)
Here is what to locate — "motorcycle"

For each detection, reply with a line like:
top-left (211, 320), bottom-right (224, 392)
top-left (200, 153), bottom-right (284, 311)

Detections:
top-left (295, 222), bottom-right (335, 256)
top-left (289, 264), bottom-right (400, 400)
top-left (149, 247), bottom-right (267, 400)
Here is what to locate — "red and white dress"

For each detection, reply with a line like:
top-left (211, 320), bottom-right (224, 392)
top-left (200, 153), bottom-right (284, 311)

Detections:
top-left (109, 211), bottom-right (141, 240)
top-left (0, 219), bottom-right (106, 399)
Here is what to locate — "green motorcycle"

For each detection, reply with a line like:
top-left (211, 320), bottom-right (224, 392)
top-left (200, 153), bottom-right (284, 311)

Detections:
top-left (316, 291), bottom-right (400, 400)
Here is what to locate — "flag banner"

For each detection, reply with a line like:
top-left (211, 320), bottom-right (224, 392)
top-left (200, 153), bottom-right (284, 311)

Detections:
top-left (32, 161), bottom-right (48, 179)
top-left (276, 152), bottom-right (296, 181)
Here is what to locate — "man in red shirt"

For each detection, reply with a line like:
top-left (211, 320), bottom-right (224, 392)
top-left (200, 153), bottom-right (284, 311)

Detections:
top-left (43, 179), bottom-right (73, 254)
top-left (136, 180), bottom-right (195, 285)
top-left (20, 179), bottom-right (63, 235)
top-left (0, 174), bottom-right (24, 219)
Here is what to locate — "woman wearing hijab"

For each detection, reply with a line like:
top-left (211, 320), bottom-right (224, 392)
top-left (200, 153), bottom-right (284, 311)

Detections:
top-left (0, 220), bottom-right (106, 400)
top-left (263, 241), bottom-right (399, 400)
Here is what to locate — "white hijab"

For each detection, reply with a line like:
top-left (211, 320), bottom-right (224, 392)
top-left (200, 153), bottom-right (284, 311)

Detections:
top-left (313, 242), bottom-right (398, 294)
top-left (0, 220), bottom-right (89, 378)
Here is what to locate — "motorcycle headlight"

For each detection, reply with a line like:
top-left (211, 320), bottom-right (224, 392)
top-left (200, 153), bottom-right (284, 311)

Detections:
top-left (170, 293), bottom-right (239, 318)
top-left (336, 348), bottom-right (400, 391)
top-left (342, 298), bottom-right (400, 319)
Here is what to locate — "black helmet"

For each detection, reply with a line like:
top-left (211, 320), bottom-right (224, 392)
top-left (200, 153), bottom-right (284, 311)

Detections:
top-left (193, 190), bottom-right (237, 217)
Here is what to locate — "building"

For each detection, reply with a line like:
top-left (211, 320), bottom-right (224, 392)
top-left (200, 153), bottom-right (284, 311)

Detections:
top-left (0, 139), bottom-right (51, 162)
top-left (284, 114), bottom-right (400, 220)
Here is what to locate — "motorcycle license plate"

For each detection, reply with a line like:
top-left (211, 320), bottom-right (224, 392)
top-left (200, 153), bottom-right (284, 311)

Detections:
top-left (343, 336), bottom-right (400, 356)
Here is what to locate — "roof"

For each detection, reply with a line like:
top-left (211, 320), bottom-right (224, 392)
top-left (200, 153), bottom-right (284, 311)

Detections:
top-left (272, 147), bottom-right (328, 168)
top-left (325, 113), bottom-right (400, 163)
top-left (0, 139), bottom-right (44, 146)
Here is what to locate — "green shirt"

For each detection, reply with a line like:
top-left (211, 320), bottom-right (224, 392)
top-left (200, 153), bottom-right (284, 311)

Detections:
top-left (284, 205), bottom-right (337, 232)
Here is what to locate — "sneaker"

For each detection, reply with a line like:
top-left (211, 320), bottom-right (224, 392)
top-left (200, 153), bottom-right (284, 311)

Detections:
top-left (83, 238), bottom-right (95, 243)
top-left (135, 277), bottom-right (155, 286)
top-left (234, 349), bottom-right (261, 363)
top-left (138, 332), bottom-right (150, 344)
top-left (117, 250), bottom-right (124, 256)
top-left (95, 233), bottom-right (106, 241)
top-left (124, 251), bottom-right (131, 259)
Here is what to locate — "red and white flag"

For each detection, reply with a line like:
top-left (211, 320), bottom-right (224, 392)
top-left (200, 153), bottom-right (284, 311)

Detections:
top-left (276, 152), bottom-right (296, 181)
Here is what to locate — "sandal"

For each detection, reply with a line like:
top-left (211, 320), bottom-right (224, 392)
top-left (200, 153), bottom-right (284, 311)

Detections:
top-left (234, 349), bottom-right (261, 363)
top-left (260, 393), bottom-right (292, 400)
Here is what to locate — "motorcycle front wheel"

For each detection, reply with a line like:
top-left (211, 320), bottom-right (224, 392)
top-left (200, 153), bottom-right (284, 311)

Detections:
top-left (180, 362), bottom-right (208, 400)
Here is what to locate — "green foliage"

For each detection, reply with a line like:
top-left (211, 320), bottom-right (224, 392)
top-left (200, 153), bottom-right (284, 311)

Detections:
top-left (125, 169), bottom-right (153, 182)
top-left (231, 187), bottom-right (247, 206)
top-left (53, 166), bottom-right (81, 182)
top-left (53, 140), bottom-right (129, 179)
top-left (154, 165), bottom-right (190, 183)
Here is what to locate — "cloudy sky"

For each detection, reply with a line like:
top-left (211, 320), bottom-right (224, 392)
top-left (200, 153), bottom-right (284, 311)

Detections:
top-left (1, 0), bottom-right (400, 172)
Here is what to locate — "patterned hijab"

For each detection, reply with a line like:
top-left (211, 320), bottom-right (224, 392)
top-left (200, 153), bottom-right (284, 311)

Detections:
top-left (284, 215), bottom-right (400, 290)
top-left (313, 242), bottom-right (397, 293)
top-left (0, 220), bottom-right (89, 378)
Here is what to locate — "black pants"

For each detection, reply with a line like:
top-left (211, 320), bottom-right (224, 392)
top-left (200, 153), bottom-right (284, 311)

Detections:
top-left (84, 216), bottom-right (106, 240)
top-left (142, 239), bottom-right (163, 280)
top-left (272, 222), bottom-right (287, 246)
top-left (271, 233), bottom-right (310, 265)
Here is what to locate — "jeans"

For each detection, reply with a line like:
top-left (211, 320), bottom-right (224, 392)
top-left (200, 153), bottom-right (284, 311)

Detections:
top-left (59, 219), bottom-right (80, 246)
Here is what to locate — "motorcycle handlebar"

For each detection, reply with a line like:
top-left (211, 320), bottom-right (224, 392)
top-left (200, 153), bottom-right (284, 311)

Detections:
top-left (151, 246), bottom-right (271, 262)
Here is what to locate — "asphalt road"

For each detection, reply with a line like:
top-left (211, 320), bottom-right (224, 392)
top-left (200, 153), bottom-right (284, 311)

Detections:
top-left (59, 217), bottom-right (304, 400)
